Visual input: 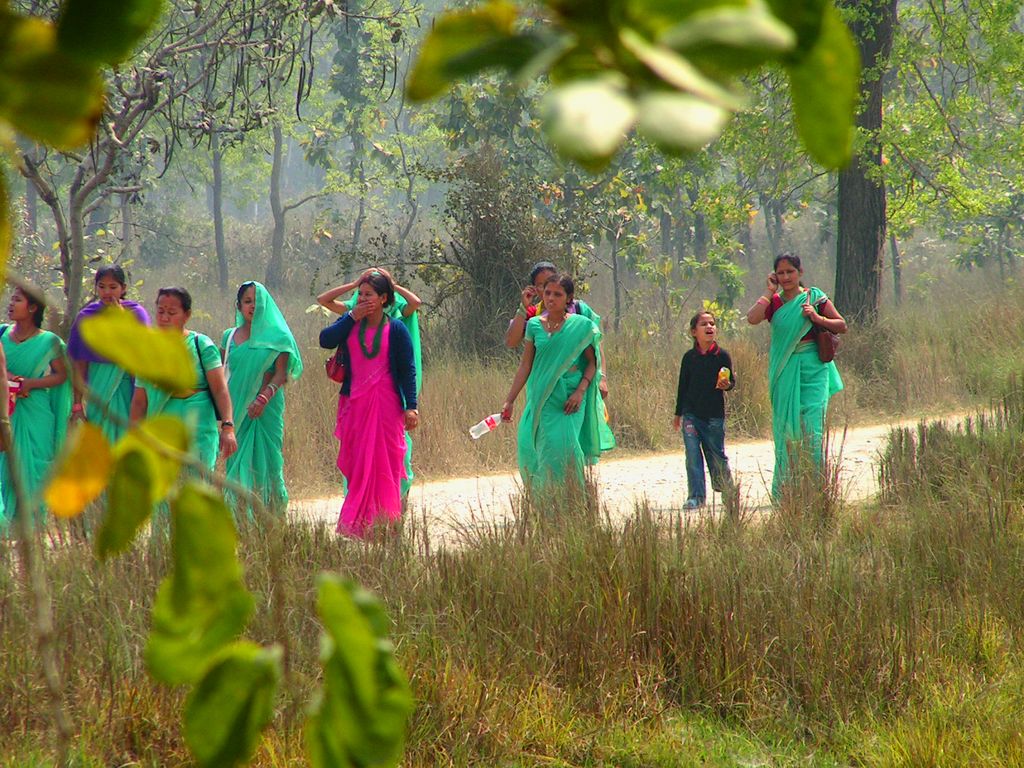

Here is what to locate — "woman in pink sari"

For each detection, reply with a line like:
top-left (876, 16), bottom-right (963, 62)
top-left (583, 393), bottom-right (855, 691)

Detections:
top-left (318, 271), bottom-right (419, 537)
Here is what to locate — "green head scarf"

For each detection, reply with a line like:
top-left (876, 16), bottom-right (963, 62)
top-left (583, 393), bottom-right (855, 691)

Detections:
top-left (236, 282), bottom-right (303, 381)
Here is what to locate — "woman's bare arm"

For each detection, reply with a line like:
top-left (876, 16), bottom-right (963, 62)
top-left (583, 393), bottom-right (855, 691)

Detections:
top-left (501, 340), bottom-right (536, 419)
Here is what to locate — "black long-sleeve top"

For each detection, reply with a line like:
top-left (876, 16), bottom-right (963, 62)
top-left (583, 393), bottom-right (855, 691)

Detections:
top-left (674, 343), bottom-right (734, 420)
top-left (319, 313), bottom-right (417, 410)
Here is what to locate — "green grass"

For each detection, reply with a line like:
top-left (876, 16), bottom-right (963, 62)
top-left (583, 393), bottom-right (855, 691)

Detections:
top-left (9, 398), bottom-right (1024, 766)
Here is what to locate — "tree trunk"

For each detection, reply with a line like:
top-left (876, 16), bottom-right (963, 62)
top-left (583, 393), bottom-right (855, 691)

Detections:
top-left (86, 198), bottom-right (107, 236)
top-left (834, 0), bottom-right (898, 324)
top-left (659, 207), bottom-right (673, 255)
top-left (563, 179), bottom-right (576, 266)
top-left (687, 186), bottom-right (708, 261)
top-left (265, 122), bottom-right (286, 288)
top-left (396, 171), bottom-right (418, 271)
top-left (760, 194), bottom-right (781, 256)
top-left (351, 157), bottom-right (367, 256)
top-left (211, 129), bottom-right (229, 292)
top-left (25, 178), bottom-right (37, 237)
top-left (610, 230), bottom-right (621, 332)
top-left (889, 232), bottom-right (902, 306)
top-left (66, 196), bottom-right (86, 336)
top-left (120, 193), bottom-right (133, 262)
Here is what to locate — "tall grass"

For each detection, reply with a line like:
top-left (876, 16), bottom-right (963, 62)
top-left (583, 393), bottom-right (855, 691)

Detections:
top-left (8, 396), bottom-right (1024, 765)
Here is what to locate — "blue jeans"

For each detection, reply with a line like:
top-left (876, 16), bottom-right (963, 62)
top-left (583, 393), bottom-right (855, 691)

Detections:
top-left (681, 414), bottom-right (733, 507)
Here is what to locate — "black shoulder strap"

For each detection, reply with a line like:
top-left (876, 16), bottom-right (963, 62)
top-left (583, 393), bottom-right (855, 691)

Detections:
top-left (193, 333), bottom-right (205, 376)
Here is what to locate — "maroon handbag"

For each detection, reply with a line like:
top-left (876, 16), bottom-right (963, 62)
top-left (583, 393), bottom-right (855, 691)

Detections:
top-left (325, 348), bottom-right (346, 384)
top-left (812, 297), bottom-right (839, 363)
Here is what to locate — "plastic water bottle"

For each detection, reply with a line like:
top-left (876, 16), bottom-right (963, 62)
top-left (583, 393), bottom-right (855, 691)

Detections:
top-left (469, 413), bottom-right (502, 439)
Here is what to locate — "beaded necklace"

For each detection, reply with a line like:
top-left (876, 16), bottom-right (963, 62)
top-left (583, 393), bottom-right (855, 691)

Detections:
top-left (359, 317), bottom-right (386, 359)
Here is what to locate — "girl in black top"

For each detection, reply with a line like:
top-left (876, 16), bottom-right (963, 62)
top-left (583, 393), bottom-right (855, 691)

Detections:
top-left (673, 311), bottom-right (735, 509)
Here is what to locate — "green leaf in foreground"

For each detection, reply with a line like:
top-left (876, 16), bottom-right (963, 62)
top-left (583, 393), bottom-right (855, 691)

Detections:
top-left (79, 307), bottom-right (195, 393)
top-left (636, 92), bottom-right (730, 154)
top-left (619, 28), bottom-right (744, 110)
top-left (306, 574), bottom-right (413, 768)
top-left (0, 12), bottom-right (104, 148)
top-left (95, 415), bottom-right (190, 560)
top-left (95, 450), bottom-right (153, 560)
top-left (146, 483), bottom-right (254, 685)
top-left (115, 415), bottom-right (190, 502)
top-left (184, 642), bottom-right (282, 768)
top-left (541, 80), bottom-right (637, 171)
top-left (786, 3), bottom-right (859, 169)
top-left (406, 0), bottom-right (527, 100)
top-left (57, 0), bottom-right (163, 65)
top-left (660, 1), bottom-right (796, 73)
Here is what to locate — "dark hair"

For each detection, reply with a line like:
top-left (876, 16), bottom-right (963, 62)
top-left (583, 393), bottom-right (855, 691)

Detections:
top-left (689, 310), bottom-right (715, 348)
top-left (236, 281), bottom-right (256, 308)
top-left (14, 286), bottom-right (45, 327)
top-left (356, 271), bottom-right (395, 307)
top-left (542, 272), bottom-right (575, 302)
top-left (95, 264), bottom-right (128, 292)
top-left (157, 286), bottom-right (192, 313)
top-left (773, 252), bottom-right (801, 272)
top-left (529, 261), bottom-right (558, 285)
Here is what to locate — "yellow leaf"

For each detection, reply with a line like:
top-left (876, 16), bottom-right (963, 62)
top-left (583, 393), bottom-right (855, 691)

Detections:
top-left (79, 308), bottom-right (195, 393)
top-left (44, 422), bottom-right (112, 518)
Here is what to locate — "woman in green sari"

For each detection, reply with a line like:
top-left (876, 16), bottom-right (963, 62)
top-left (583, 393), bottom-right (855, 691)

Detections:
top-left (505, 260), bottom-right (615, 453)
top-left (747, 254), bottom-right (846, 496)
top-left (318, 267), bottom-right (421, 495)
top-left (0, 287), bottom-right (72, 529)
top-left (130, 287), bottom-right (237, 471)
top-left (501, 273), bottom-right (603, 491)
top-left (221, 282), bottom-right (302, 514)
top-left (68, 265), bottom-right (150, 443)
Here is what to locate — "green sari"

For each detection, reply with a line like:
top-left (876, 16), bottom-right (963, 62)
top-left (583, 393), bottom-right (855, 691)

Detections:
top-left (767, 287), bottom-right (844, 495)
top-left (87, 363), bottom-right (135, 444)
top-left (222, 283), bottom-right (303, 514)
top-left (344, 292), bottom-right (420, 495)
top-left (574, 300), bottom-right (616, 452)
top-left (0, 329), bottom-right (72, 529)
top-left (139, 331), bottom-right (222, 471)
top-left (518, 314), bottom-right (603, 491)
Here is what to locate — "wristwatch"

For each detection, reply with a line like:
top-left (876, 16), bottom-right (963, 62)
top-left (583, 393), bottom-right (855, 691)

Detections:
top-left (221, 420), bottom-right (234, 429)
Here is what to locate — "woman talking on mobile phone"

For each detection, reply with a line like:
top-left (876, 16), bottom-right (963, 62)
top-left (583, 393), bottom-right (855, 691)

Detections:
top-left (746, 253), bottom-right (846, 497)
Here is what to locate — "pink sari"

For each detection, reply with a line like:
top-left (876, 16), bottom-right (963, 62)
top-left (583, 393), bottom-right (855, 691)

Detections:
top-left (334, 321), bottom-right (408, 537)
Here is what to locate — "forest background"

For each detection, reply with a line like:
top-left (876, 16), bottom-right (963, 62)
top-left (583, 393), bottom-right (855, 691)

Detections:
top-left (7, 0), bottom-right (1024, 766)
top-left (12, 0), bottom-right (1024, 494)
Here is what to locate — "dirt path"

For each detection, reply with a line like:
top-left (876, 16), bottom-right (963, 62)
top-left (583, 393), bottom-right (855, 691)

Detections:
top-left (291, 416), bottom-right (949, 542)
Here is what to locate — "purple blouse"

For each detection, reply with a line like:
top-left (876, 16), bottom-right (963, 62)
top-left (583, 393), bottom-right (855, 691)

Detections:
top-left (67, 300), bottom-right (151, 364)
